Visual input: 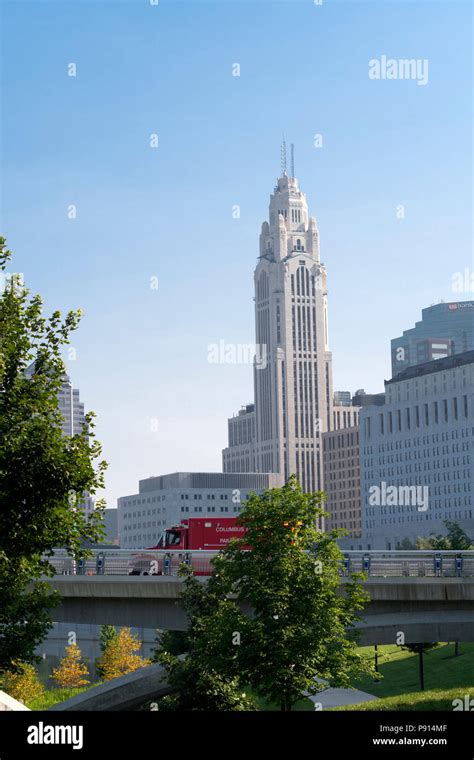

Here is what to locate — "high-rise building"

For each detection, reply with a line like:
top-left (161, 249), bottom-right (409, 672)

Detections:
top-left (222, 403), bottom-right (256, 473)
top-left (332, 403), bottom-right (360, 431)
top-left (58, 374), bottom-right (95, 518)
top-left (223, 163), bottom-right (333, 492)
top-left (323, 420), bottom-right (362, 538)
top-left (324, 396), bottom-right (361, 538)
top-left (26, 364), bottom-right (87, 436)
top-left (58, 373), bottom-right (86, 436)
top-left (333, 390), bottom-right (351, 407)
top-left (391, 301), bottom-right (474, 378)
top-left (25, 364), bottom-right (95, 517)
top-left (360, 351), bottom-right (474, 549)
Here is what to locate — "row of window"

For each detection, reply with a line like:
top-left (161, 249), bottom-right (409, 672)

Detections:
top-left (366, 508), bottom-right (472, 527)
top-left (123, 508), bottom-right (166, 520)
top-left (363, 428), bottom-right (472, 455)
top-left (365, 496), bottom-right (472, 517)
top-left (122, 495), bottom-right (167, 507)
top-left (363, 397), bottom-right (470, 439)
top-left (123, 521), bottom-right (165, 531)
top-left (386, 367), bottom-right (471, 404)
top-left (180, 506), bottom-right (241, 514)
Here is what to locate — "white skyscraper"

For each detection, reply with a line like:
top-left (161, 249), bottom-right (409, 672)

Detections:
top-left (224, 154), bottom-right (334, 492)
top-left (58, 373), bottom-right (86, 437)
top-left (25, 364), bottom-right (94, 516)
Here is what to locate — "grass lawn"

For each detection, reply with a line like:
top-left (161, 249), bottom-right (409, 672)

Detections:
top-left (27, 686), bottom-right (92, 710)
top-left (351, 642), bottom-right (474, 698)
top-left (333, 686), bottom-right (474, 711)
top-left (330, 642), bottom-right (474, 711)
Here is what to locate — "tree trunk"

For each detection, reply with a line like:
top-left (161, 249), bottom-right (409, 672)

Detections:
top-left (418, 645), bottom-right (425, 692)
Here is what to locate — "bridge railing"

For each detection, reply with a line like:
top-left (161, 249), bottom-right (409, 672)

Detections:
top-left (45, 549), bottom-right (474, 578)
top-left (340, 551), bottom-right (474, 578)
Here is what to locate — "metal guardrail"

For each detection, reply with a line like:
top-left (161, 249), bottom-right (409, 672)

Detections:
top-left (45, 549), bottom-right (474, 578)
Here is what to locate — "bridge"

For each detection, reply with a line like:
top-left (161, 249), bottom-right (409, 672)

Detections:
top-left (43, 550), bottom-right (474, 645)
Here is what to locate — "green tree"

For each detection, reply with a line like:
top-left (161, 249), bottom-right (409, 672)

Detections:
top-left (400, 643), bottom-right (438, 692)
top-left (95, 625), bottom-right (118, 678)
top-left (152, 629), bottom-right (187, 659)
top-left (156, 476), bottom-right (373, 711)
top-left (95, 627), bottom-right (151, 681)
top-left (0, 237), bottom-right (107, 673)
top-left (416, 520), bottom-right (473, 550)
top-left (396, 537), bottom-right (416, 550)
top-left (156, 654), bottom-right (256, 711)
top-left (153, 587), bottom-right (256, 711)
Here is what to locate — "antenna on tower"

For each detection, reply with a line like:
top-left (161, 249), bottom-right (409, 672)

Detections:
top-left (280, 136), bottom-right (287, 176)
top-left (290, 143), bottom-right (295, 178)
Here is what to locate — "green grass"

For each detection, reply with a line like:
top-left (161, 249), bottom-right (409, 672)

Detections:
top-left (27, 644), bottom-right (474, 711)
top-left (352, 642), bottom-right (474, 698)
top-left (330, 642), bottom-right (474, 711)
top-left (27, 686), bottom-right (91, 710)
top-left (333, 686), bottom-right (474, 711)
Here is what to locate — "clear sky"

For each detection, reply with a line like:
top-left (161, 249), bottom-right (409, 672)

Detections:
top-left (1, 0), bottom-right (472, 508)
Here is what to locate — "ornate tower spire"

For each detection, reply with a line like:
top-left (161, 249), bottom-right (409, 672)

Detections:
top-left (280, 136), bottom-right (287, 176)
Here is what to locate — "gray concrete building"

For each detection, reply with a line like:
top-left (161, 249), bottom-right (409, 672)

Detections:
top-left (118, 471), bottom-right (283, 549)
top-left (360, 351), bottom-right (474, 549)
top-left (391, 300), bottom-right (474, 378)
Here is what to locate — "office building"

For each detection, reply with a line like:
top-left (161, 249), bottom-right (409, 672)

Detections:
top-left (360, 351), bottom-right (474, 549)
top-left (391, 301), bottom-right (474, 378)
top-left (223, 157), bottom-right (334, 491)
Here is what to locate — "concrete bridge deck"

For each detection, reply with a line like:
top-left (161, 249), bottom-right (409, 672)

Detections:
top-left (45, 575), bottom-right (474, 645)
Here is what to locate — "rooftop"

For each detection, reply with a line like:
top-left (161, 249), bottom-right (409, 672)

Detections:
top-left (386, 350), bottom-right (474, 385)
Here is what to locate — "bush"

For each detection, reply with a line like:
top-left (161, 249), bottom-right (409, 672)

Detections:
top-left (1, 662), bottom-right (45, 704)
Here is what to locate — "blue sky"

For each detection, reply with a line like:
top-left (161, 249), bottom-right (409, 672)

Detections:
top-left (1, 0), bottom-right (472, 507)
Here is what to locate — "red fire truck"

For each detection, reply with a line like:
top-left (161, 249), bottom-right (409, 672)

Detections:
top-left (128, 518), bottom-right (246, 575)
top-left (152, 517), bottom-right (246, 550)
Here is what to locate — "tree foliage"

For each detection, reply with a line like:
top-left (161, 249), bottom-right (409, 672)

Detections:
top-left (156, 476), bottom-right (373, 710)
top-left (156, 654), bottom-right (256, 711)
top-left (95, 625), bottom-right (118, 679)
top-left (416, 520), bottom-right (473, 550)
top-left (51, 643), bottom-right (90, 689)
top-left (0, 661), bottom-right (45, 704)
top-left (0, 236), bottom-right (107, 672)
top-left (95, 627), bottom-right (151, 681)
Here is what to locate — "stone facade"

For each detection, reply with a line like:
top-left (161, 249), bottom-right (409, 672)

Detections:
top-left (360, 351), bottom-right (474, 549)
top-left (223, 170), bottom-right (333, 492)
